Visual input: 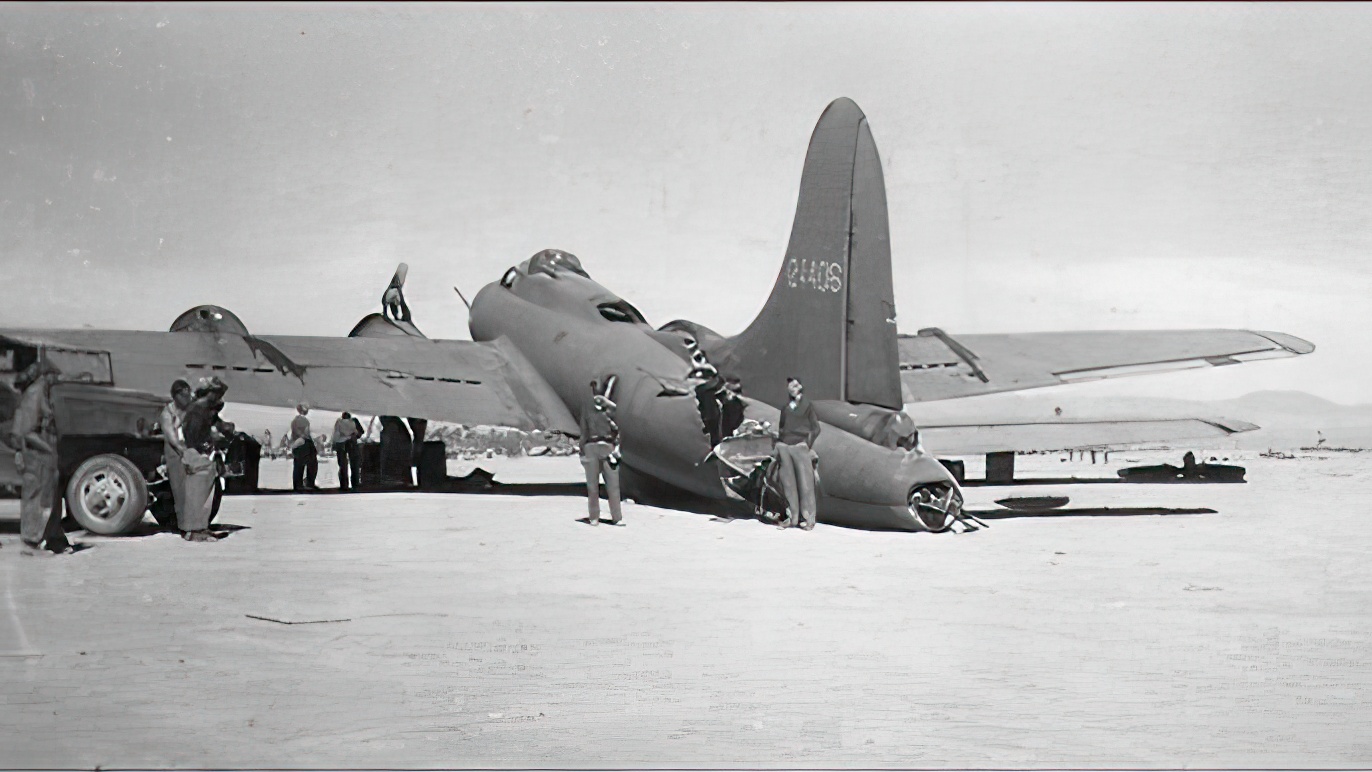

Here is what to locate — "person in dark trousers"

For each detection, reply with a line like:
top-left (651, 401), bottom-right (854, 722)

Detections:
top-left (332, 411), bottom-right (361, 492)
top-left (159, 379), bottom-right (192, 529)
top-left (720, 376), bottom-right (746, 439)
top-left (774, 376), bottom-right (821, 530)
top-left (689, 363), bottom-right (726, 447)
top-left (290, 403), bottom-right (318, 492)
top-left (579, 378), bottom-right (622, 526)
top-left (10, 361), bottom-right (73, 555)
top-left (179, 377), bottom-right (229, 541)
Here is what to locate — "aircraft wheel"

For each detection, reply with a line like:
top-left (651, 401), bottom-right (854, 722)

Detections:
top-left (909, 483), bottom-right (961, 533)
top-left (65, 454), bottom-right (149, 535)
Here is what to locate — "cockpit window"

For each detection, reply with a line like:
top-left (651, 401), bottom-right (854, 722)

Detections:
top-left (597, 300), bottom-right (648, 325)
top-left (528, 249), bottom-right (590, 279)
top-left (500, 267), bottom-right (519, 289)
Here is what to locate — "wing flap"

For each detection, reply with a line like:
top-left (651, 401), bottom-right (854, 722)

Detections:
top-left (900, 329), bottom-right (1314, 402)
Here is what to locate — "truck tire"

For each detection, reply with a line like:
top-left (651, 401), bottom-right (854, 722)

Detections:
top-left (65, 454), bottom-right (150, 535)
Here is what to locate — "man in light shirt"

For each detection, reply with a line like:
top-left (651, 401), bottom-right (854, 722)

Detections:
top-left (158, 379), bottom-right (193, 529)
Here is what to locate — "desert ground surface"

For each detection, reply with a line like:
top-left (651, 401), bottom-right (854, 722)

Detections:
top-left (2, 450), bottom-right (1370, 768)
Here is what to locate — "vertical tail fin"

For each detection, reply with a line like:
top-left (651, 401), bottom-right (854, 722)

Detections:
top-left (715, 98), bottom-right (902, 409)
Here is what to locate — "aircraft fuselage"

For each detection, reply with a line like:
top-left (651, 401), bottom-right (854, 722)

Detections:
top-left (468, 260), bottom-right (960, 531)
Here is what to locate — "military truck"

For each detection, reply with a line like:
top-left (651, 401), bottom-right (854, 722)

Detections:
top-left (1, 339), bottom-right (187, 534)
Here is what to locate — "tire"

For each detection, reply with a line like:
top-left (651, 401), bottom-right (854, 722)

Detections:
top-left (65, 454), bottom-right (150, 535)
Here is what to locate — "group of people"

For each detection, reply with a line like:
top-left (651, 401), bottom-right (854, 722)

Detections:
top-left (285, 404), bottom-right (366, 493)
top-left (3, 364), bottom-right (232, 554)
top-left (159, 376), bottom-right (233, 542)
top-left (7, 358), bottom-right (819, 551)
top-left (575, 371), bottom-right (821, 531)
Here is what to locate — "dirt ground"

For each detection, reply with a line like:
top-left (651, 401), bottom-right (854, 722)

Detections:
top-left (2, 451), bottom-right (1370, 767)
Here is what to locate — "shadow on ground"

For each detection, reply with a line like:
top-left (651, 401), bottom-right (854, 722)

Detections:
top-left (967, 506), bottom-right (1217, 520)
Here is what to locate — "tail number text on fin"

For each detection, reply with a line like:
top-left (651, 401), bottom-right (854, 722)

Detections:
top-left (785, 258), bottom-right (844, 294)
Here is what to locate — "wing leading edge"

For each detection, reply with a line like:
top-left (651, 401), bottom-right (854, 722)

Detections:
top-left (0, 329), bottom-right (577, 435)
top-left (899, 329), bottom-right (1314, 403)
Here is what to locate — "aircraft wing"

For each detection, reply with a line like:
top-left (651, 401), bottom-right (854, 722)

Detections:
top-left (899, 328), bottom-right (1314, 403)
top-left (918, 416), bottom-right (1258, 456)
top-left (0, 329), bottom-right (577, 435)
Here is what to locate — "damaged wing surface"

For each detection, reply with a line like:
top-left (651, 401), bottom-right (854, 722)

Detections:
top-left (0, 329), bottom-right (577, 434)
top-left (899, 329), bottom-right (1314, 403)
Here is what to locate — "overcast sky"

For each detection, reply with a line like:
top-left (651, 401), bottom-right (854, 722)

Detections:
top-left (2, 2), bottom-right (1368, 404)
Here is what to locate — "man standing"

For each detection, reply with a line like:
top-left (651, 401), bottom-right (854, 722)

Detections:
top-left (579, 379), bottom-right (622, 526)
top-left (159, 379), bottom-right (193, 529)
top-left (720, 376), bottom-right (746, 439)
top-left (332, 411), bottom-right (361, 492)
top-left (688, 362), bottom-right (726, 447)
top-left (10, 361), bottom-right (73, 554)
top-left (179, 377), bottom-right (228, 541)
top-left (774, 376), bottom-right (821, 530)
top-left (290, 403), bottom-right (318, 492)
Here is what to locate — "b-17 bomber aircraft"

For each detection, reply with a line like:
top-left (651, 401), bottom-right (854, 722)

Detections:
top-left (0, 98), bottom-right (1313, 531)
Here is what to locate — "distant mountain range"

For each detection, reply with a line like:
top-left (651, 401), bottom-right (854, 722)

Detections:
top-left (908, 390), bottom-right (1372, 451)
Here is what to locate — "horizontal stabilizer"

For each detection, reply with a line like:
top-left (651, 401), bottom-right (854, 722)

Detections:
top-left (900, 329), bottom-right (1315, 403)
top-left (918, 417), bottom-right (1258, 456)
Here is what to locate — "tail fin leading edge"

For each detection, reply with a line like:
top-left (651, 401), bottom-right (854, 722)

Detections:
top-left (717, 98), bottom-right (902, 410)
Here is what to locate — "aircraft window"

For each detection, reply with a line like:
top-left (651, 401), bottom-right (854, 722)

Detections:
top-left (500, 267), bottom-right (519, 289)
top-left (597, 300), bottom-right (648, 324)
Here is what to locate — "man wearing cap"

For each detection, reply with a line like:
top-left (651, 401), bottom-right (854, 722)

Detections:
top-left (579, 378), bottom-right (622, 526)
top-left (290, 403), bottom-right (318, 492)
top-left (159, 379), bottom-right (193, 529)
top-left (10, 361), bottom-right (73, 554)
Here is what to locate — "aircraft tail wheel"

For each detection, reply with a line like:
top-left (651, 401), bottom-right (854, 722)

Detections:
top-left (909, 483), bottom-right (962, 533)
top-left (65, 453), bottom-right (150, 535)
